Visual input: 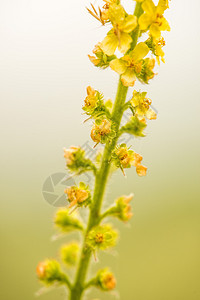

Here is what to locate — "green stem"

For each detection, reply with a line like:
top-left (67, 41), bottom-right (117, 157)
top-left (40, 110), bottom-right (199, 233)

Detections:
top-left (69, 79), bottom-right (128, 300)
top-left (69, 3), bottom-right (143, 299)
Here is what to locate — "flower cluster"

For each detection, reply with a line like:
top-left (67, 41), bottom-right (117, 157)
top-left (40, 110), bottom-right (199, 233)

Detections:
top-left (37, 0), bottom-right (170, 298)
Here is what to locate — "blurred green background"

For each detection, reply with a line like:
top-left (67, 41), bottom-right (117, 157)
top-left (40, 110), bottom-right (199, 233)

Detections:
top-left (0, 0), bottom-right (200, 299)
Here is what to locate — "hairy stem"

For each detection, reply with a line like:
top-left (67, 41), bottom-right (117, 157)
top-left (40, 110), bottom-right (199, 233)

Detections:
top-left (69, 3), bottom-right (142, 300)
top-left (69, 79), bottom-right (128, 300)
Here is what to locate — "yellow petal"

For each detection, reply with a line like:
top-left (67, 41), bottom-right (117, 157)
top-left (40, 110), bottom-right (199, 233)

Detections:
top-left (118, 32), bottom-right (132, 53)
top-left (121, 69), bottom-right (136, 87)
top-left (139, 13), bottom-right (153, 30)
top-left (149, 23), bottom-right (161, 39)
top-left (108, 3), bottom-right (125, 24)
top-left (160, 17), bottom-right (170, 31)
top-left (157, 0), bottom-right (168, 15)
top-left (101, 32), bottom-right (118, 56)
top-left (121, 15), bottom-right (137, 33)
top-left (146, 108), bottom-right (157, 120)
top-left (110, 59), bottom-right (127, 75)
top-left (131, 42), bottom-right (149, 61)
top-left (142, 0), bottom-right (156, 15)
top-left (136, 165), bottom-right (147, 176)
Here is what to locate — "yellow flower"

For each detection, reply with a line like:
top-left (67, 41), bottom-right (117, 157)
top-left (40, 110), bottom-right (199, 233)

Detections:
top-left (110, 42), bottom-right (149, 86)
top-left (91, 119), bottom-right (112, 145)
top-left (84, 86), bottom-right (98, 110)
top-left (64, 183), bottom-right (90, 208)
top-left (88, 43), bottom-right (116, 69)
top-left (64, 146), bottom-right (80, 166)
top-left (139, 0), bottom-right (170, 39)
top-left (97, 269), bottom-right (116, 291)
top-left (136, 164), bottom-right (147, 176)
top-left (101, 4), bottom-right (137, 55)
top-left (146, 36), bottom-right (165, 64)
top-left (130, 90), bottom-right (157, 120)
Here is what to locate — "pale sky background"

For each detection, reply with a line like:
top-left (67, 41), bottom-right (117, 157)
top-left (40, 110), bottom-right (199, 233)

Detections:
top-left (0, 1), bottom-right (200, 300)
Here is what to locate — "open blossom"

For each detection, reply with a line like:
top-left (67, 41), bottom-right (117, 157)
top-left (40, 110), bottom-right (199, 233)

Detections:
top-left (130, 90), bottom-right (157, 120)
top-left (113, 144), bottom-right (147, 176)
top-left (91, 119), bottom-right (112, 144)
top-left (139, 0), bottom-right (170, 39)
top-left (101, 3), bottom-right (137, 55)
top-left (86, 224), bottom-right (118, 251)
top-left (146, 36), bottom-right (165, 64)
top-left (64, 182), bottom-right (90, 208)
top-left (110, 42), bottom-right (149, 86)
top-left (88, 43), bottom-right (116, 69)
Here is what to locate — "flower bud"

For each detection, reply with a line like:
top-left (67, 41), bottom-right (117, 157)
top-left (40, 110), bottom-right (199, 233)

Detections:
top-left (86, 224), bottom-right (118, 251)
top-left (64, 146), bottom-right (96, 174)
top-left (120, 116), bottom-right (147, 137)
top-left (138, 57), bottom-right (156, 84)
top-left (36, 259), bottom-right (63, 285)
top-left (54, 208), bottom-right (84, 232)
top-left (96, 268), bottom-right (116, 291)
top-left (88, 43), bottom-right (116, 69)
top-left (109, 194), bottom-right (134, 222)
top-left (60, 242), bottom-right (79, 267)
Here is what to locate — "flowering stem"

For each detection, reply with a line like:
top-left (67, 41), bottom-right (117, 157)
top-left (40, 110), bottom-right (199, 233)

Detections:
top-left (69, 4), bottom-right (142, 300)
top-left (69, 79), bottom-right (128, 300)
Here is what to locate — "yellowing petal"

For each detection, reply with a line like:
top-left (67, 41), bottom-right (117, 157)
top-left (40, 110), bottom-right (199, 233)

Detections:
top-left (121, 69), bottom-right (136, 87)
top-left (160, 17), bottom-right (170, 31)
top-left (139, 13), bottom-right (153, 30)
top-left (121, 15), bottom-right (137, 33)
top-left (101, 32), bottom-right (118, 56)
top-left (149, 23), bottom-right (161, 39)
top-left (118, 32), bottom-right (132, 53)
top-left (142, 0), bottom-right (156, 15)
top-left (131, 42), bottom-right (149, 61)
top-left (110, 59), bottom-right (127, 75)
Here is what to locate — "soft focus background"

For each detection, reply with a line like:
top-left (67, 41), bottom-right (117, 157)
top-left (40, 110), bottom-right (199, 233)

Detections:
top-left (0, 0), bottom-right (200, 299)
